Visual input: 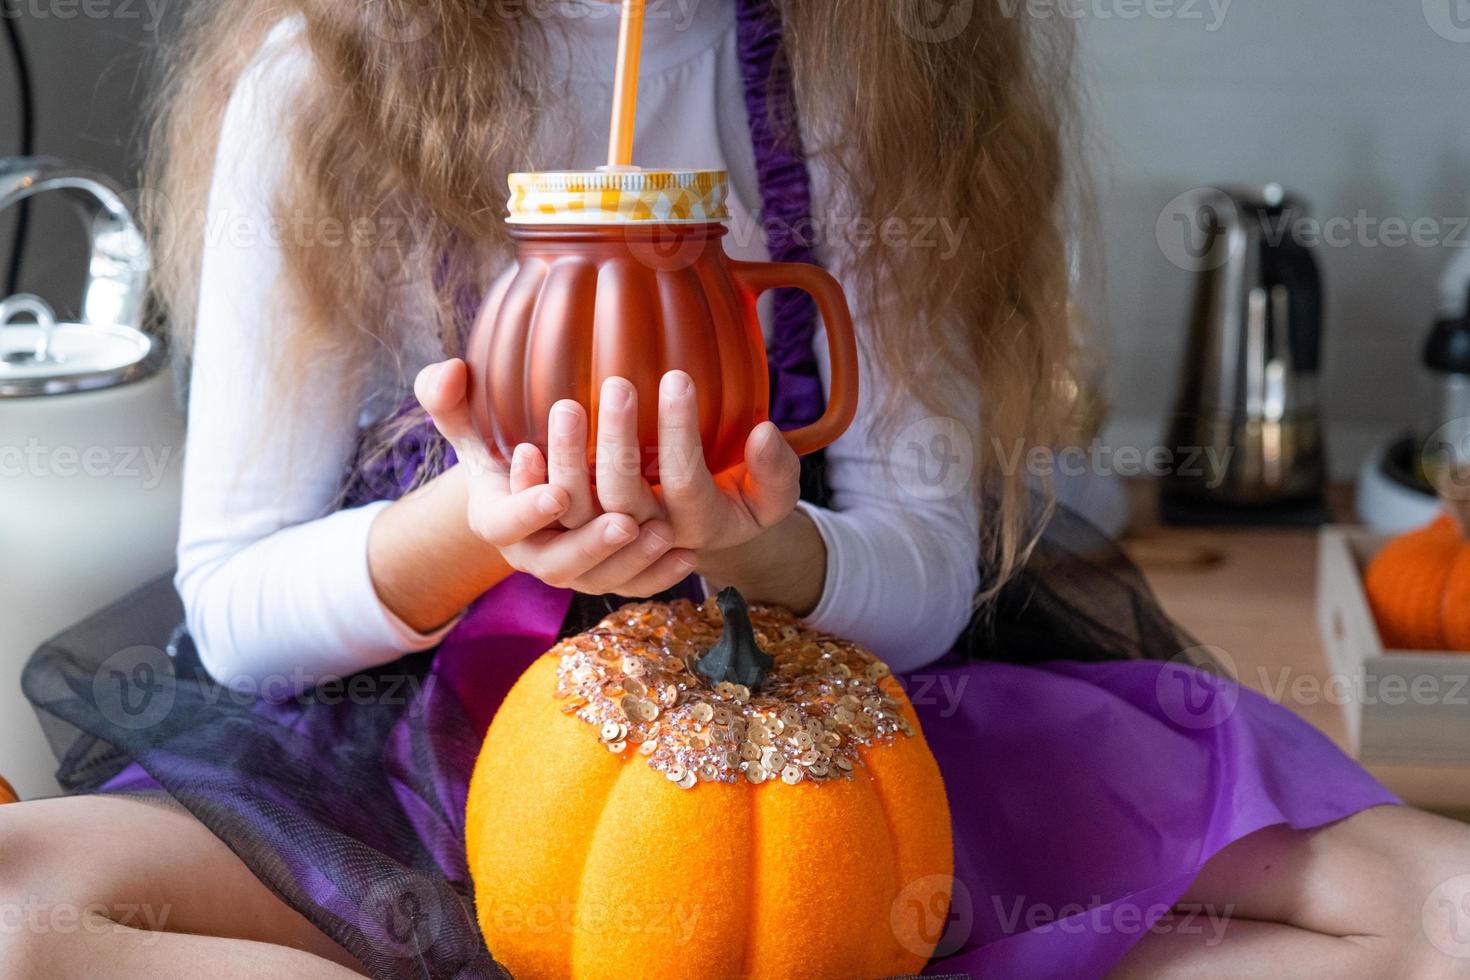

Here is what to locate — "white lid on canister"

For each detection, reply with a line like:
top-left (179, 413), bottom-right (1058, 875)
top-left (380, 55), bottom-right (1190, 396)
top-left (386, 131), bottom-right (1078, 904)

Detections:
top-left (0, 294), bottom-right (158, 397)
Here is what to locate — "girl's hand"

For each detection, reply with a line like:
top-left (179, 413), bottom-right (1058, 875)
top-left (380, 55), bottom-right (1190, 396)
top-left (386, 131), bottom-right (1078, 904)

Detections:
top-left (414, 360), bottom-right (696, 596)
top-left (564, 371), bottom-right (802, 556)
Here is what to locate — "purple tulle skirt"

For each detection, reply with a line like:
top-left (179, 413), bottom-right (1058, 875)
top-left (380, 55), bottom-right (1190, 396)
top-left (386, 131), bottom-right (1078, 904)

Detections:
top-left (85, 572), bottom-right (1394, 978)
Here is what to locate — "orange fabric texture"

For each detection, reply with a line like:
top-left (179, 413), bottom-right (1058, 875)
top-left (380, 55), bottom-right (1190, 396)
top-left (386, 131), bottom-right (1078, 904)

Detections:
top-left (0, 775), bottom-right (15, 805)
top-left (466, 657), bottom-right (953, 979)
top-left (1365, 514), bottom-right (1470, 652)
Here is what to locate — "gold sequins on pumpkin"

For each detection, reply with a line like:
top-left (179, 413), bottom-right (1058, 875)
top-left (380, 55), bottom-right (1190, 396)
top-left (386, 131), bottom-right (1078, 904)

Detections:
top-left (552, 597), bottom-right (913, 790)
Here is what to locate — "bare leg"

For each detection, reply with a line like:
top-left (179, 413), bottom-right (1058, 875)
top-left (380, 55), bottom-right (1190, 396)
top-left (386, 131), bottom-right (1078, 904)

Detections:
top-left (0, 795), bottom-right (366, 979)
top-left (1112, 804), bottom-right (1470, 979)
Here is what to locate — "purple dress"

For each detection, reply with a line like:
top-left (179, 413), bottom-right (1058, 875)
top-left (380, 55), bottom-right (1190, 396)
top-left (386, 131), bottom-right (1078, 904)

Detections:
top-left (24, 1), bottom-right (1394, 977)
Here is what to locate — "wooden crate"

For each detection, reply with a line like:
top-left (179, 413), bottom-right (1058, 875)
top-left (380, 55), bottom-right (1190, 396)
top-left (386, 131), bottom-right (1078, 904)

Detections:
top-left (1317, 527), bottom-right (1470, 764)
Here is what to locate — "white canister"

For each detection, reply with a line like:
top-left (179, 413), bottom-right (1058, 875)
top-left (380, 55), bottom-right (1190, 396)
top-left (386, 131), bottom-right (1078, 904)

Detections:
top-left (1, 297), bottom-right (184, 799)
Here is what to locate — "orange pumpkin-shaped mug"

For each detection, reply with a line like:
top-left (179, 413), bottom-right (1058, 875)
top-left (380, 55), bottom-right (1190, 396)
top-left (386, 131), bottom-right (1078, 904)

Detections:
top-left (466, 169), bottom-right (860, 483)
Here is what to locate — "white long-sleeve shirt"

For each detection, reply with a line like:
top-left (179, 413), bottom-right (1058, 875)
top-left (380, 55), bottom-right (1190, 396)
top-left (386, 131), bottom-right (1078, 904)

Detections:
top-left (177, 3), bottom-right (981, 690)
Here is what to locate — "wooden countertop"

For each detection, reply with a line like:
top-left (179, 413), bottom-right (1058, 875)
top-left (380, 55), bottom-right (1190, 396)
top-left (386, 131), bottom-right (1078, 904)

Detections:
top-left (1122, 482), bottom-right (1470, 815)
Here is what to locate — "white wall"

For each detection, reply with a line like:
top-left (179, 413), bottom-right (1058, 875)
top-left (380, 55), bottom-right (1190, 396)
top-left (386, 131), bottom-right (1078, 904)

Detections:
top-left (1079, 0), bottom-right (1470, 475)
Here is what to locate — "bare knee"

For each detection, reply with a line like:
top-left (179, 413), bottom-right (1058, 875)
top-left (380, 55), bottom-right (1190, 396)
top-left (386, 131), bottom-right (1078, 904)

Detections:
top-left (1406, 819), bottom-right (1470, 978)
top-left (0, 802), bottom-right (69, 977)
top-left (1154, 806), bottom-right (1470, 978)
top-left (0, 798), bottom-right (145, 978)
top-left (1340, 807), bottom-right (1470, 979)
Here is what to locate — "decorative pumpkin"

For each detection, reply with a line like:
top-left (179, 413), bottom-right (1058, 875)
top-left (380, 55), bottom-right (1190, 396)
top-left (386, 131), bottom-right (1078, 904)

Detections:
top-left (465, 589), bottom-right (953, 979)
top-left (0, 774), bottom-right (16, 804)
top-left (465, 171), bottom-right (860, 483)
top-left (1365, 486), bottom-right (1470, 651)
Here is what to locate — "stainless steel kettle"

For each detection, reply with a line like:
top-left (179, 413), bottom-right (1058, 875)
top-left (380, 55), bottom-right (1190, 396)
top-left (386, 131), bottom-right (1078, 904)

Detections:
top-left (1164, 184), bottom-right (1326, 509)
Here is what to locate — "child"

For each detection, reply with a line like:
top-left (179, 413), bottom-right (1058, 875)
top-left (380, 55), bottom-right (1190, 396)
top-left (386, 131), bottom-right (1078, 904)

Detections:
top-left (8, 0), bottom-right (1470, 977)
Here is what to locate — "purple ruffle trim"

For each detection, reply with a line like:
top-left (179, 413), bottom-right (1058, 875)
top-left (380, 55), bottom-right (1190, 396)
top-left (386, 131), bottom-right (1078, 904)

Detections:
top-left (735, 0), bottom-right (827, 432)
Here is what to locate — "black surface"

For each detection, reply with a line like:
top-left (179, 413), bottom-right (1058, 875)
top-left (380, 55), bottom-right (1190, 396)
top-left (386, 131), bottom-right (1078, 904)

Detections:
top-left (1425, 287), bottom-right (1470, 375)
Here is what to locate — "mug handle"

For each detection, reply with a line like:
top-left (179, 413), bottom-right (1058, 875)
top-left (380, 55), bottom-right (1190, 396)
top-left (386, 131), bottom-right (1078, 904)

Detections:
top-left (729, 260), bottom-right (860, 457)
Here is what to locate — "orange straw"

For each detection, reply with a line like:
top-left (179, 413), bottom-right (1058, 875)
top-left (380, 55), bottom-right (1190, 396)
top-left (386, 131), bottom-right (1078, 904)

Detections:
top-left (607, 0), bottom-right (645, 168)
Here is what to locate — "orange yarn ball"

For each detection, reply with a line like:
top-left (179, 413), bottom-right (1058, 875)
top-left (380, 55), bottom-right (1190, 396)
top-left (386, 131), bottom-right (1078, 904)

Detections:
top-left (1365, 514), bottom-right (1470, 651)
top-left (464, 595), bottom-right (954, 979)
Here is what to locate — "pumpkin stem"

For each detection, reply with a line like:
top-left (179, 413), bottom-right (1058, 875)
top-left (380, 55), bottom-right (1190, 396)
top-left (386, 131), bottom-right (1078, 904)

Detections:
top-left (695, 588), bottom-right (773, 690)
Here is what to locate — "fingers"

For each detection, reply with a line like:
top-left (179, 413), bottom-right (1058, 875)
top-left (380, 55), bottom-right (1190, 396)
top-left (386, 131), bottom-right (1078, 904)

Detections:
top-left (595, 377), bottom-right (660, 522)
top-left (656, 370), bottom-right (711, 487)
top-left (613, 549), bottom-right (701, 598)
top-left (466, 482), bottom-right (569, 548)
top-left (574, 520), bottom-right (694, 596)
top-left (503, 512), bottom-right (641, 589)
top-left (508, 443), bottom-right (546, 494)
top-left (657, 370), bottom-right (723, 546)
top-left (547, 400), bottom-right (598, 528)
top-left (502, 513), bottom-right (696, 596)
top-left (414, 359), bottom-right (471, 442)
top-left (739, 420), bottom-right (802, 527)
top-left (415, 359), bottom-right (498, 478)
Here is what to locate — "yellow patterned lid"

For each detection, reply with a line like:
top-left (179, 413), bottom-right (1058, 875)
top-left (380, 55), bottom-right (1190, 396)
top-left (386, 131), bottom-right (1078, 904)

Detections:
top-left (506, 168), bottom-right (729, 225)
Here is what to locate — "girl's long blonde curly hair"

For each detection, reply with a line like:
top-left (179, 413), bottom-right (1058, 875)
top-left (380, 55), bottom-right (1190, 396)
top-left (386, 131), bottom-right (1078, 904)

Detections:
top-left (148, 0), bottom-right (1087, 594)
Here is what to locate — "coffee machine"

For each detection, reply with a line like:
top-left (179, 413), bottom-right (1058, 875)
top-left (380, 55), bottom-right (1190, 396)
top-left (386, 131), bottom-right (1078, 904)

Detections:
top-left (1163, 184), bottom-right (1327, 522)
